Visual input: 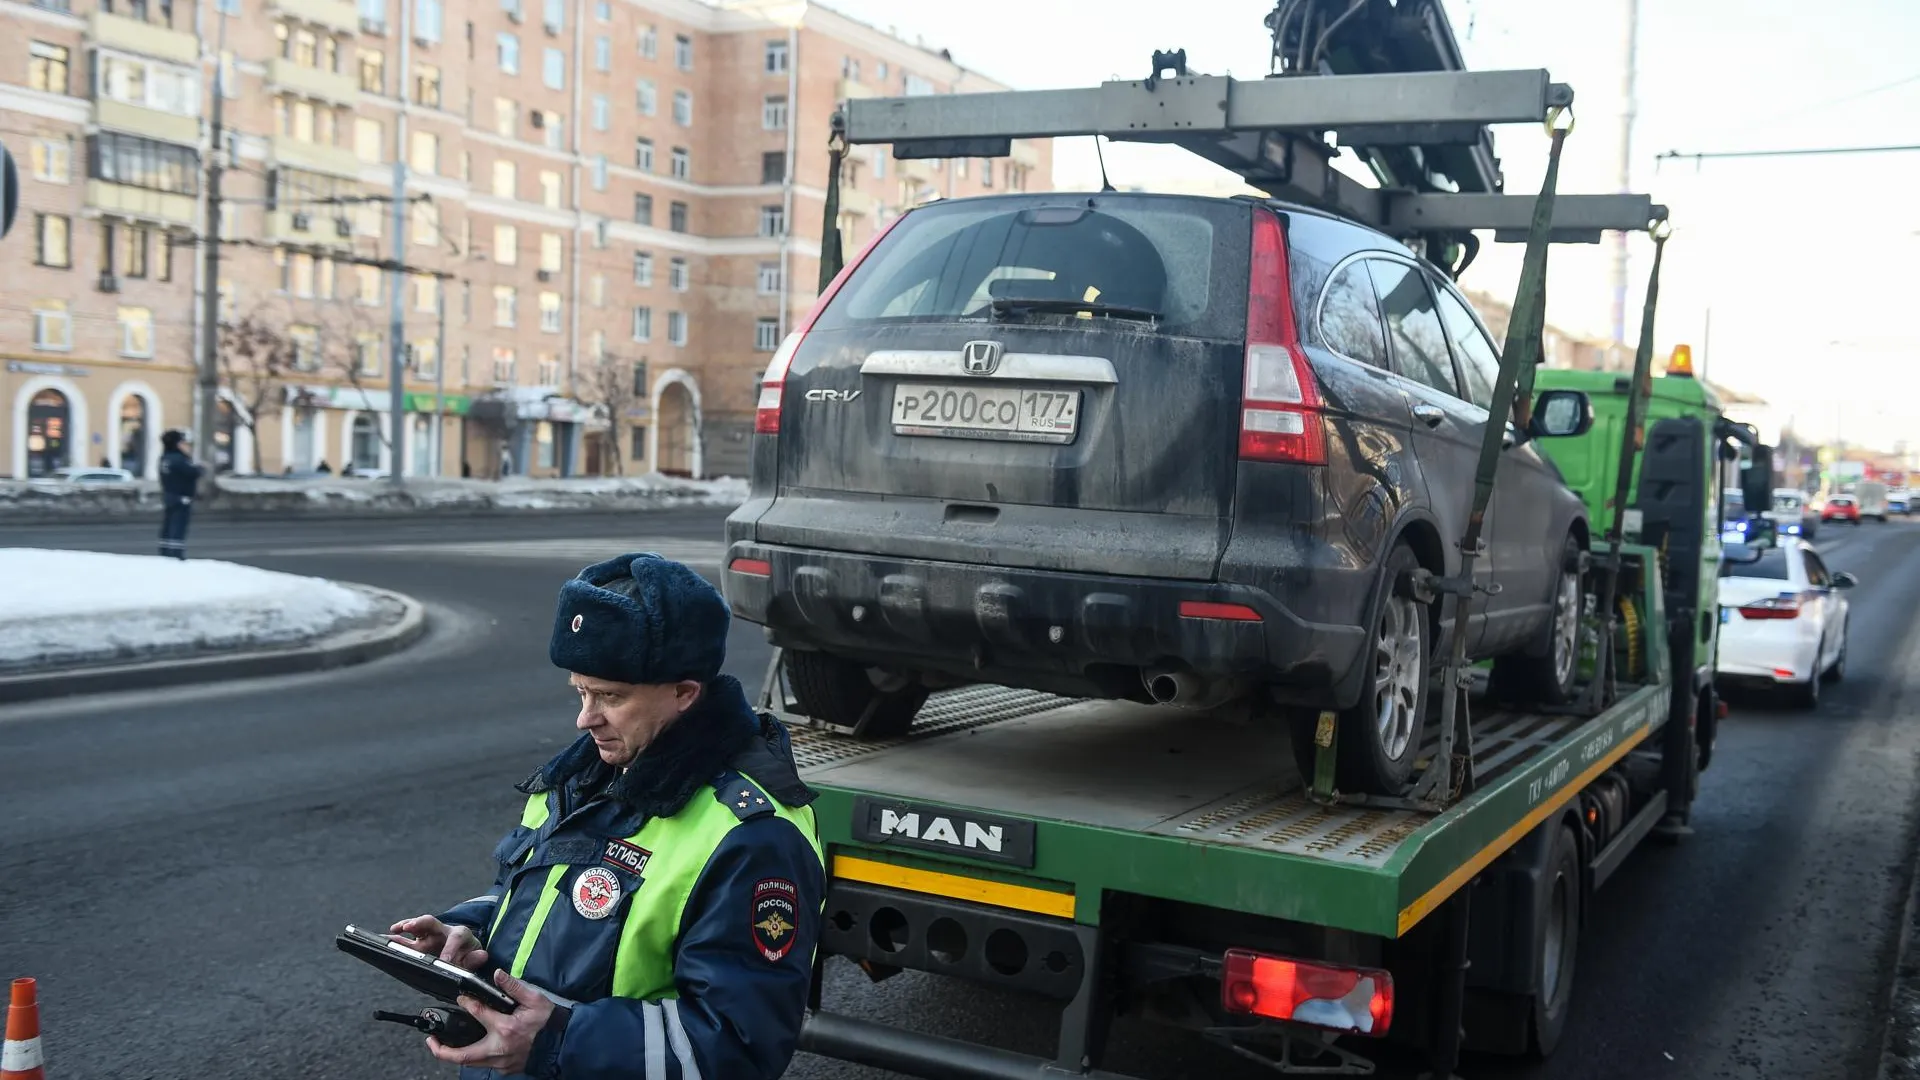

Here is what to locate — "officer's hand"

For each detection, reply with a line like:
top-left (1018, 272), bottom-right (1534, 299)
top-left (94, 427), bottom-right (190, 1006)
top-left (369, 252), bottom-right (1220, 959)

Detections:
top-left (428, 969), bottom-right (555, 1073)
top-left (387, 915), bottom-right (489, 971)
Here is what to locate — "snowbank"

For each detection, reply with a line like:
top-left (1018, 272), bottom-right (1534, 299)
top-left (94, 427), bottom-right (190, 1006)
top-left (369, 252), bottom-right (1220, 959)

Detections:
top-left (0, 474), bottom-right (749, 520)
top-left (0, 549), bottom-right (378, 672)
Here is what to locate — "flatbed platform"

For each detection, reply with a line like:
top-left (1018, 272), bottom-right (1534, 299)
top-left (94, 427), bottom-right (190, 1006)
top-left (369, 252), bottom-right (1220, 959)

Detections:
top-left (795, 682), bottom-right (1669, 938)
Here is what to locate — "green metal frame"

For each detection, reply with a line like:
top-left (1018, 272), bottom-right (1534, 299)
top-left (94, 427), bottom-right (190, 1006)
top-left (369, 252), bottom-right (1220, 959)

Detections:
top-left (810, 546), bottom-right (1671, 941)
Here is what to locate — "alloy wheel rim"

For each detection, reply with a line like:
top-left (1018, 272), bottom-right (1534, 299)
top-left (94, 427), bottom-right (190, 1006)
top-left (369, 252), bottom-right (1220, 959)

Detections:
top-left (1374, 595), bottom-right (1423, 761)
top-left (1552, 570), bottom-right (1580, 686)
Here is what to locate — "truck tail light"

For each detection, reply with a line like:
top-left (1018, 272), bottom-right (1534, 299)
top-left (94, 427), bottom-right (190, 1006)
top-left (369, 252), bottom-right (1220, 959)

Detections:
top-left (1221, 949), bottom-right (1393, 1036)
top-left (1737, 597), bottom-right (1802, 620)
top-left (1240, 209), bottom-right (1326, 466)
top-left (755, 213), bottom-right (906, 436)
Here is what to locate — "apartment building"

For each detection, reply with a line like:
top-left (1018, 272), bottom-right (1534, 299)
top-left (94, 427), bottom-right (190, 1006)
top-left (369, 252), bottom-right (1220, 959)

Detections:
top-left (0, 0), bottom-right (1051, 480)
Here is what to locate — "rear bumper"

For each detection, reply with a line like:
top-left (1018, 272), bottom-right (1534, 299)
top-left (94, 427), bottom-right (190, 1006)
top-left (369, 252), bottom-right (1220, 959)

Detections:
top-left (722, 541), bottom-right (1368, 702)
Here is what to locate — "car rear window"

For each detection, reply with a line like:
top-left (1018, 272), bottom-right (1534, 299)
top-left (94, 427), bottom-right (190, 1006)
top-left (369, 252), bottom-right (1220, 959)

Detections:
top-left (815, 194), bottom-right (1249, 340)
top-left (1722, 549), bottom-right (1791, 580)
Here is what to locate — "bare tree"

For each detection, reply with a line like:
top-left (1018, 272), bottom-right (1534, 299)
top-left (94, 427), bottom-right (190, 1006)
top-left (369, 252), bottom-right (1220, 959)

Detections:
top-left (579, 353), bottom-right (645, 476)
top-left (218, 307), bottom-right (299, 476)
top-left (322, 302), bottom-right (398, 452)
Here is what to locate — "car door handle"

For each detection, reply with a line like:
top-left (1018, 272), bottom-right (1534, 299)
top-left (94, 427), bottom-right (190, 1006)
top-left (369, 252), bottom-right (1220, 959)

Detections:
top-left (1412, 404), bottom-right (1445, 427)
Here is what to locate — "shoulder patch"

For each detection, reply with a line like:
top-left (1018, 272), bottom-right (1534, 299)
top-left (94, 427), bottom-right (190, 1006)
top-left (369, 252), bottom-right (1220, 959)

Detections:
top-left (751, 878), bottom-right (799, 961)
top-left (713, 773), bottom-right (774, 821)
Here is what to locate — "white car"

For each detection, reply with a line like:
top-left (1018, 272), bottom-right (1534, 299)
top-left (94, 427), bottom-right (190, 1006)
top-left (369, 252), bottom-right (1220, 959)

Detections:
top-left (27, 466), bottom-right (137, 488)
top-left (1716, 541), bottom-right (1855, 707)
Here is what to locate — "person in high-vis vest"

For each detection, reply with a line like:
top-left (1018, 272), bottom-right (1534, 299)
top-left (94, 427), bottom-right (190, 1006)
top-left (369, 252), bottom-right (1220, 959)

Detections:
top-left (387, 552), bottom-right (825, 1079)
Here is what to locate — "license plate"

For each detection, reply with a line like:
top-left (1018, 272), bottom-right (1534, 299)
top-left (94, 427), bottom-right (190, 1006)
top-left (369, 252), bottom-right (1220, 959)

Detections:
top-left (890, 383), bottom-right (1080, 444)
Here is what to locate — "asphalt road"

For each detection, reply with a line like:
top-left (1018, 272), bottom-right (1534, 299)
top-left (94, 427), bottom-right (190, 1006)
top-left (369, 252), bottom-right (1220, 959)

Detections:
top-left (2, 511), bottom-right (1918, 1080)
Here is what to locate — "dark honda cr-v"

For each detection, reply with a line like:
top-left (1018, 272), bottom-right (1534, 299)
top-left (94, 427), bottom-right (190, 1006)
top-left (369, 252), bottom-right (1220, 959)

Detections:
top-left (723, 192), bottom-right (1590, 795)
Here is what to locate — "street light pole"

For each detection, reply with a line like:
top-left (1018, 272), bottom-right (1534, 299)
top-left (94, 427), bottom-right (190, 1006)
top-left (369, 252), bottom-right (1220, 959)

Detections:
top-left (384, 0), bottom-right (413, 483)
top-left (195, 13), bottom-right (229, 477)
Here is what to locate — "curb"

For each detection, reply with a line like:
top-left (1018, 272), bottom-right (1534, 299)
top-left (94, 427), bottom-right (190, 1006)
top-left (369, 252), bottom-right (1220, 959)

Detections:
top-left (1881, 815), bottom-right (1920, 1080)
top-left (0, 585), bottom-right (429, 705)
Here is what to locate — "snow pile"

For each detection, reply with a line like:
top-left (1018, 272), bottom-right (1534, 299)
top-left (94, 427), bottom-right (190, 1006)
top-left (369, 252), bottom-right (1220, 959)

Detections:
top-left (0, 474), bottom-right (749, 519)
top-left (0, 549), bottom-right (377, 672)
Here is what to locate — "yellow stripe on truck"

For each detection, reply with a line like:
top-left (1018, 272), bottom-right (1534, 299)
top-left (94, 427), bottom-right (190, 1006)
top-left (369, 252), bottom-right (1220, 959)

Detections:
top-left (833, 855), bottom-right (1076, 920)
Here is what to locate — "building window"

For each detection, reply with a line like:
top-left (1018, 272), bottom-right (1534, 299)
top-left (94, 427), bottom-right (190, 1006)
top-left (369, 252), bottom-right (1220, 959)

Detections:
top-left (589, 330), bottom-right (605, 361)
top-left (494, 223), bottom-right (517, 263)
top-left (667, 311), bottom-right (686, 346)
top-left (99, 55), bottom-right (200, 117)
top-left (356, 265), bottom-right (382, 304)
top-left (34, 213), bottom-right (71, 268)
top-left (591, 94), bottom-right (610, 131)
top-left (413, 272), bottom-right (438, 312)
top-left (288, 324), bottom-right (320, 371)
top-left (755, 317), bottom-right (780, 352)
top-left (636, 78), bottom-right (655, 115)
top-left (28, 42), bottom-right (69, 95)
top-left (493, 286), bottom-right (517, 327)
top-left (764, 39), bottom-right (788, 74)
top-left (588, 273), bottom-right (605, 306)
top-left (32, 301), bottom-right (72, 351)
top-left (542, 48), bottom-right (564, 90)
top-left (412, 339), bottom-right (438, 378)
top-left (631, 425), bottom-right (647, 461)
top-left (876, 60), bottom-right (888, 80)
top-left (593, 0), bottom-right (608, 19)
top-left (872, 148), bottom-right (885, 179)
top-left (668, 257), bottom-right (688, 291)
top-left (633, 251), bottom-right (653, 286)
top-left (90, 133), bottom-right (200, 195)
top-left (541, 110), bottom-right (563, 149)
top-left (762, 95), bottom-right (788, 131)
top-left (540, 232), bottom-right (562, 273)
top-left (758, 205), bottom-right (785, 237)
top-left (415, 0), bottom-right (442, 42)
top-left (956, 157), bottom-right (968, 179)
top-left (539, 291), bottom-right (562, 332)
top-left (631, 306), bottom-right (652, 341)
top-left (673, 33), bottom-right (691, 70)
top-left (409, 130), bottom-right (438, 173)
top-left (541, 0), bottom-right (561, 31)
top-left (492, 347), bottom-right (515, 383)
top-left (668, 201), bottom-right (687, 233)
top-left (631, 360), bottom-right (649, 396)
top-left (905, 73), bottom-right (935, 96)
top-left (980, 159), bottom-right (993, 187)
top-left (358, 48), bottom-right (384, 92)
top-left (635, 137), bottom-right (654, 171)
top-left (538, 355), bottom-right (560, 387)
top-left (757, 262), bottom-right (781, 295)
top-left (669, 146), bottom-right (688, 180)
top-left (761, 151), bottom-right (785, 184)
top-left (591, 154), bottom-right (607, 191)
top-left (353, 116), bottom-right (383, 162)
top-left (672, 89), bottom-right (691, 126)
top-left (633, 192), bottom-right (653, 224)
top-left (539, 169), bottom-right (562, 208)
top-left (495, 96), bottom-right (517, 136)
top-left (117, 225), bottom-right (152, 279)
top-left (593, 34), bottom-right (610, 70)
top-left (841, 55), bottom-right (859, 81)
top-left (411, 200), bottom-right (439, 245)
top-left (119, 307), bottom-right (155, 358)
top-left (492, 158), bottom-right (516, 198)
top-left (497, 32), bottom-right (519, 74)
top-left (356, 332), bottom-right (383, 375)
top-left (638, 24), bottom-right (656, 59)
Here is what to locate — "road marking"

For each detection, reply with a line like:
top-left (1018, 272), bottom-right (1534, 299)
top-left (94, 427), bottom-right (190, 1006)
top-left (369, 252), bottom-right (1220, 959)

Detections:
top-left (257, 538), bottom-right (723, 565)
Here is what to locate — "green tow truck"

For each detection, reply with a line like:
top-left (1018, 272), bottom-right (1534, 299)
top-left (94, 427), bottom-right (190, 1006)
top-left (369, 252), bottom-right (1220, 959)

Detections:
top-left (739, 23), bottom-right (1758, 1080)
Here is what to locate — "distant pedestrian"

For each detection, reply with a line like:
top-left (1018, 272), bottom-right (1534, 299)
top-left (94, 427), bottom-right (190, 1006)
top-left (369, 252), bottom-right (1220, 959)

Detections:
top-left (461, 460), bottom-right (472, 478)
top-left (158, 430), bottom-right (203, 560)
top-left (316, 459), bottom-right (333, 475)
top-left (499, 447), bottom-right (514, 479)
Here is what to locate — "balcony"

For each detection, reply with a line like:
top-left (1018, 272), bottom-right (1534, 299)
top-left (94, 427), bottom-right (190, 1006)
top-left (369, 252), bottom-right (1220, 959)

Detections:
top-left (838, 186), bottom-right (877, 217)
top-left (86, 180), bottom-right (196, 229)
top-left (269, 0), bottom-right (358, 34)
top-left (88, 10), bottom-right (198, 65)
top-left (267, 57), bottom-right (359, 105)
top-left (94, 98), bottom-right (200, 146)
top-left (267, 208), bottom-right (355, 250)
top-left (270, 134), bottom-right (361, 179)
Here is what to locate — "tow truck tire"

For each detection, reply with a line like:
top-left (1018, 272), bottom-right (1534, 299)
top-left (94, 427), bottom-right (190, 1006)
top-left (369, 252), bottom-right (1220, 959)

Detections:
top-left (1526, 824), bottom-right (1582, 1056)
top-left (784, 650), bottom-right (928, 739)
top-left (1490, 536), bottom-right (1584, 707)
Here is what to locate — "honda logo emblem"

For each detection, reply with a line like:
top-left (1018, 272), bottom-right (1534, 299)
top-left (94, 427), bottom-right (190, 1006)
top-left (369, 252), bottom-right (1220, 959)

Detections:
top-left (961, 340), bottom-right (1003, 376)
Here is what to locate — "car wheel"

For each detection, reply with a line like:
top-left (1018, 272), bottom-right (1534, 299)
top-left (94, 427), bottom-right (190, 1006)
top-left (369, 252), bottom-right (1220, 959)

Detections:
top-left (1823, 619), bottom-right (1848, 684)
top-left (1490, 536), bottom-right (1584, 706)
top-left (1791, 649), bottom-right (1821, 709)
top-left (783, 650), bottom-right (928, 739)
top-left (1316, 543), bottom-right (1430, 795)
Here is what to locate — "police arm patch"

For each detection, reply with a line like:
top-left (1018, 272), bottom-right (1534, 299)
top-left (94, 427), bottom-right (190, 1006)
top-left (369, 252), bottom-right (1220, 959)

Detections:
top-left (751, 878), bottom-right (799, 962)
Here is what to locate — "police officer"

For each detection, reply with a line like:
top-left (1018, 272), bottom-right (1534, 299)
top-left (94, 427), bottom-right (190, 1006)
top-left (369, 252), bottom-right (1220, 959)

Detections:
top-left (388, 553), bottom-right (825, 1079)
top-left (157, 429), bottom-right (201, 560)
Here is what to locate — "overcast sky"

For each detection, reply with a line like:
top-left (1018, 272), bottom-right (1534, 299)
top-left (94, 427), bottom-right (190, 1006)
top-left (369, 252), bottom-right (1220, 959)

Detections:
top-left (819, 0), bottom-right (1920, 449)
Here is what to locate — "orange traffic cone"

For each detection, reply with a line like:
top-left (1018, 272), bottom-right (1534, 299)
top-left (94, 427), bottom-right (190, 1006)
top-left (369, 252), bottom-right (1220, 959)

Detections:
top-left (1, 978), bottom-right (45, 1080)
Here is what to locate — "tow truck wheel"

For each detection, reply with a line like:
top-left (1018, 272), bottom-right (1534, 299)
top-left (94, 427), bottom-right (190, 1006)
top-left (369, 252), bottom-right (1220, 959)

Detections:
top-left (1527, 824), bottom-right (1582, 1056)
top-left (784, 650), bottom-right (928, 739)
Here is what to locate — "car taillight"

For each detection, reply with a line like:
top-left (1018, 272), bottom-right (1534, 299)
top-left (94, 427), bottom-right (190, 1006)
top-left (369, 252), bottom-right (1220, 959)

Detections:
top-left (1221, 949), bottom-right (1393, 1036)
top-left (1737, 596), bottom-right (1802, 620)
top-left (755, 213), bottom-right (907, 436)
top-left (1240, 209), bottom-right (1325, 466)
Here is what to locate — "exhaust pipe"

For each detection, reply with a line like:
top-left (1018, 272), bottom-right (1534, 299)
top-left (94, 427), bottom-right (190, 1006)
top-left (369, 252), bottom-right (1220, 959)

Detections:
top-left (1142, 668), bottom-right (1244, 710)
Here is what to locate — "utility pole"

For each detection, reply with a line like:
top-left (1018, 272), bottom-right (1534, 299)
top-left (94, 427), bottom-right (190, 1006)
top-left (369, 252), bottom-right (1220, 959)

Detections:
top-left (195, 13), bottom-right (229, 477)
top-left (1609, 0), bottom-right (1640, 346)
top-left (384, 0), bottom-right (413, 483)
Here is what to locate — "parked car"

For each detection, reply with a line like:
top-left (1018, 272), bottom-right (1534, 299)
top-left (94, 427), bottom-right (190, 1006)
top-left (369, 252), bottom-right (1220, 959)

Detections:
top-left (723, 192), bottom-right (1594, 795)
top-left (28, 466), bottom-right (136, 488)
top-left (1716, 540), bottom-right (1854, 707)
top-left (1889, 489), bottom-right (1911, 515)
top-left (1822, 494), bottom-right (1860, 524)
top-left (1764, 488), bottom-right (1818, 538)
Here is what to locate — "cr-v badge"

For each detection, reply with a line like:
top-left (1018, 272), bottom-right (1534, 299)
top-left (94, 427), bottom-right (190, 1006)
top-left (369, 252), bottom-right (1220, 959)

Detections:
top-left (962, 340), bottom-right (1004, 376)
top-left (804, 388), bottom-right (861, 402)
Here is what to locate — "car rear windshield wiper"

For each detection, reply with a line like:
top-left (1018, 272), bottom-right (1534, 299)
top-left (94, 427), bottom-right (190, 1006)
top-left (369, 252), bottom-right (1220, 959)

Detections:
top-left (988, 297), bottom-right (1162, 324)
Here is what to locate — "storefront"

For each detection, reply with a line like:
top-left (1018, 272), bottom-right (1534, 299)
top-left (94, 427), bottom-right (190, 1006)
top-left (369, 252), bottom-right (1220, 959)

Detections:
top-left (466, 389), bottom-right (595, 479)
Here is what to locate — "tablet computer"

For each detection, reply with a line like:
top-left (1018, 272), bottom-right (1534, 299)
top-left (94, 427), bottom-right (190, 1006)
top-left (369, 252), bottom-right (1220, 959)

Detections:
top-left (336, 925), bottom-right (517, 1013)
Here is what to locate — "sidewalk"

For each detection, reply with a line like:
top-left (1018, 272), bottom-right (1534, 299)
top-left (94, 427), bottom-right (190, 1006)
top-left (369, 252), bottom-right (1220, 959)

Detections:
top-left (0, 549), bottom-right (424, 702)
top-left (0, 474), bottom-right (748, 522)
